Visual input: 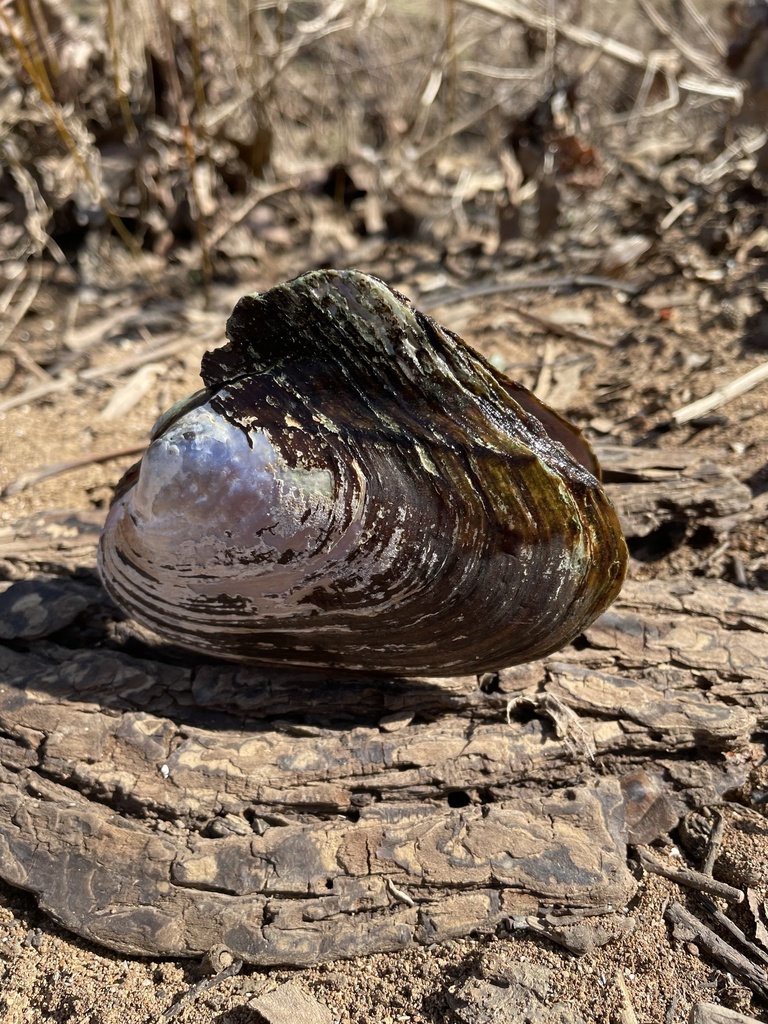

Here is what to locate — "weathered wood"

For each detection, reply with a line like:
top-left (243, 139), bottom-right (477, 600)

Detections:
top-left (0, 763), bottom-right (633, 964)
top-left (690, 1004), bottom-right (765, 1024)
top-left (596, 444), bottom-right (753, 539)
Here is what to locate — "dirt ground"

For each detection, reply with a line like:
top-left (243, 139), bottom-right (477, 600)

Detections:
top-left (3, 1), bottom-right (768, 1021)
top-left (1, 214), bottom-right (768, 1021)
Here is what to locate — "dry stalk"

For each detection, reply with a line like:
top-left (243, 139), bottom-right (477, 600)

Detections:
top-left (0, 273), bottom-right (26, 318)
top-left (156, 1), bottom-right (212, 291)
top-left (542, 0), bottom-right (556, 95)
top-left (3, 146), bottom-right (65, 263)
top-left (206, 178), bottom-right (301, 253)
top-left (0, 260), bottom-right (42, 351)
top-left (457, 0), bottom-right (742, 106)
top-left (680, 0), bottom-right (726, 58)
top-left (636, 0), bottom-right (722, 79)
top-left (187, 0), bottom-right (208, 122)
top-left (14, 0), bottom-right (55, 97)
top-left (626, 53), bottom-right (681, 135)
top-left (443, 0), bottom-right (458, 130)
top-left (0, 4), bottom-right (143, 260)
top-left (105, 0), bottom-right (138, 140)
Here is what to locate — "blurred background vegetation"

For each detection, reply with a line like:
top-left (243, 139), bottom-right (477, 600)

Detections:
top-left (0, 0), bottom-right (765, 294)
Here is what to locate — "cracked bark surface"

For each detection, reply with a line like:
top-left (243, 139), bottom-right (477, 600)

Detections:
top-left (0, 447), bottom-right (763, 966)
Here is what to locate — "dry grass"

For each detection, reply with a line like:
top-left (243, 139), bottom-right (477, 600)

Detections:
top-left (0, 0), bottom-right (757, 294)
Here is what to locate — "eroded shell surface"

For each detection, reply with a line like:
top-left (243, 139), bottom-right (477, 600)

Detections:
top-left (98, 270), bottom-right (627, 674)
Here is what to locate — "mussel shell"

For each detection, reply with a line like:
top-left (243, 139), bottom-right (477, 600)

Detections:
top-left (98, 270), bottom-right (627, 674)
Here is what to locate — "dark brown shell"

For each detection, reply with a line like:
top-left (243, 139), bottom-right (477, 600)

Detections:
top-left (98, 270), bottom-right (627, 674)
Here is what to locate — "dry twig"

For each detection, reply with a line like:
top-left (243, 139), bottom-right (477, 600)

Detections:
top-left (421, 275), bottom-right (640, 311)
top-left (0, 373), bottom-right (77, 416)
top-left (637, 847), bottom-right (744, 903)
top-left (694, 895), bottom-right (768, 970)
top-left (700, 812), bottom-right (725, 876)
top-left (503, 299), bottom-right (615, 349)
top-left (1, 444), bottom-right (146, 499)
top-left (0, 260), bottom-right (43, 351)
top-left (665, 902), bottom-right (768, 1001)
top-left (671, 360), bottom-right (768, 425)
top-left (162, 958), bottom-right (243, 1021)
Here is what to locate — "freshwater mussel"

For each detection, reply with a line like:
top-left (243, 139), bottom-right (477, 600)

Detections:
top-left (98, 270), bottom-right (627, 674)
